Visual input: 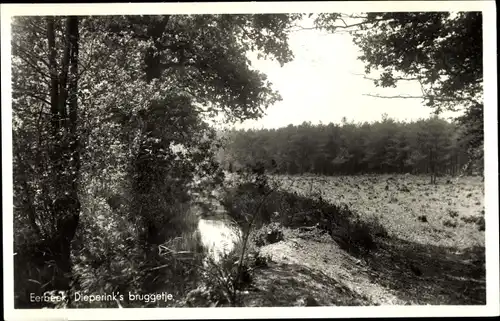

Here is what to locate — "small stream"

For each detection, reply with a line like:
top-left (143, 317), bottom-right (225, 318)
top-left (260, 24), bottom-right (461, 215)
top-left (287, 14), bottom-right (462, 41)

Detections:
top-left (193, 190), bottom-right (242, 262)
top-left (197, 218), bottom-right (241, 262)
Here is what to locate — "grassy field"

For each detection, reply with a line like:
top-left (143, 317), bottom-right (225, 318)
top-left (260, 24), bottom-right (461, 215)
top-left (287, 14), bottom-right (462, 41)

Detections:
top-left (239, 174), bottom-right (486, 306)
top-left (270, 174), bottom-right (485, 249)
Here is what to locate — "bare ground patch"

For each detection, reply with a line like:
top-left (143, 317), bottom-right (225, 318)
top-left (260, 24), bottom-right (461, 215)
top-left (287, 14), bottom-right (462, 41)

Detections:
top-left (247, 225), bottom-right (485, 306)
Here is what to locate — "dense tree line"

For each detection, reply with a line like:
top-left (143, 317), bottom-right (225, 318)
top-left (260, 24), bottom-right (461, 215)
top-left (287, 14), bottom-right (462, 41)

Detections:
top-left (220, 115), bottom-right (481, 180)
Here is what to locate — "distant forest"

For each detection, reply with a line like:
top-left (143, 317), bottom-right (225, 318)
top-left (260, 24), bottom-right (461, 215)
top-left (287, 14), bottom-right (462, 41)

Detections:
top-left (219, 111), bottom-right (483, 177)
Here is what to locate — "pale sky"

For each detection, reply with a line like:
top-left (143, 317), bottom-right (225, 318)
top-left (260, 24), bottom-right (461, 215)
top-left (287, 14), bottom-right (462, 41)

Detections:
top-left (229, 18), bottom-right (461, 130)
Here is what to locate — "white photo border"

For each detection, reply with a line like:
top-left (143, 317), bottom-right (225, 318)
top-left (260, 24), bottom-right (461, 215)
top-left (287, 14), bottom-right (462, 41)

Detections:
top-left (2, 1), bottom-right (498, 320)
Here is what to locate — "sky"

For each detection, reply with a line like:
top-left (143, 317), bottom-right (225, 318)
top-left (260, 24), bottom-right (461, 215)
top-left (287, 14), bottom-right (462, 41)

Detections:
top-left (228, 17), bottom-right (461, 130)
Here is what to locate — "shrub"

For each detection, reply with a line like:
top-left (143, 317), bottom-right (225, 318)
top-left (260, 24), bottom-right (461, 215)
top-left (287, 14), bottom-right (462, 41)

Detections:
top-left (252, 222), bottom-right (285, 247)
top-left (476, 216), bottom-right (485, 231)
top-left (67, 186), bottom-right (206, 309)
top-left (443, 219), bottom-right (458, 228)
top-left (188, 239), bottom-right (254, 307)
top-left (249, 250), bottom-right (271, 268)
top-left (418, 215), bottom-right (428, 223)
top-left (461, 215), bottom-right (479, 224)
top-left (315, 203), bottom-right (386, 255)
top-left (330, 215), bottom-right (379, 255)
top-left (447, 209), bottom-right (459, 218)
top-left (183, 284), bottom-right (227, 307)
top-left (13, 234), bottom-right (65, 308)
top-left (221, 181), bottom-right (276, 228)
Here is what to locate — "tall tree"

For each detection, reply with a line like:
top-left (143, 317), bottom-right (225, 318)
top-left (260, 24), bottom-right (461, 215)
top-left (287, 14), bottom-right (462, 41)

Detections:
top-left (13, 16), bottom-right (81, 293)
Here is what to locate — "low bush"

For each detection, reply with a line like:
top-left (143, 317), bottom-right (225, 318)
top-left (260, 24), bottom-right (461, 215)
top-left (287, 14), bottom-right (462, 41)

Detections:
top-left (186, 238), bottom-right (254, 307)
top-left (221, 181), bottom-right (275, 228)
top-left (329, 213), bottom-right (380, 255)
top-left (252, 222), bottom-right (285, 247)
top-left (248, 250), bottom-right (272, 268)
top-left (418, 215), bottom-right (428, 223)
top-left (443, 219), bottom-right (458, 228)
top-left (447, 209), bottom-right (459, 218)
top-left (476, 216), bottom-right (485, 231)
top-left (461, 215), bottom-right (480, 224)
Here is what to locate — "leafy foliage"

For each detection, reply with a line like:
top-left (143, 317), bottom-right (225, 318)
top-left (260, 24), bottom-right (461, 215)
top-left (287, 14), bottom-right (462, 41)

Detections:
top-left (316, 12), bottom-right (482, 112)
top-left (11, 14), bottom-right (301, 308)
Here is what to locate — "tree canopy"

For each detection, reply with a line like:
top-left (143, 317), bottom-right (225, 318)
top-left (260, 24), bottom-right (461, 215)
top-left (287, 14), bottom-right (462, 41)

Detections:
top-left (11, 14), bottom-right (303, 307)
top-left (315, 12), bottom-right (483, 113)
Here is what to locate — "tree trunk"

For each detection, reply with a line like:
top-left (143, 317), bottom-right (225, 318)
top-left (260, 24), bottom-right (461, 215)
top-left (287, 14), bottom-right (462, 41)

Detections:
top-left (45, 16), bottom-right (80, 293)
top-left (429, 149), bottom-right (437, 185)
top-left (47, 17), bottom-right (60, 136)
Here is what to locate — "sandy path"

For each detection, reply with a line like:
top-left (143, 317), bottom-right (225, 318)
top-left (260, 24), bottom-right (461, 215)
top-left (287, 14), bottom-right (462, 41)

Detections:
top-left (259, 233), bottom-right (405, 305)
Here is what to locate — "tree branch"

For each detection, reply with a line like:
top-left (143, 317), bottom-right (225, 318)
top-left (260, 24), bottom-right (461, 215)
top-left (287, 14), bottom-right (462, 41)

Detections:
top-left (363, 93), bottom-right (478, 105)
top-left (12, 42), bottom-right (51, 70)
top-left (289, 26), bottom-right (317, 32)
top-left (314, 17), bottom-right (390, 33)
top-left (13, 52), bottom-right (50, 80)
top-left (22, 91), bottom-right (51, 106)
top-left (351, 72), bottom-right (420, 82)
top-left (333, 20), bottom-right (375, 29)
top-left (345, 14), bottom-right (370, 20)
top-left (364, 93), bottom-right (426, 99)
top-left (77, 36), bottom-right (96, 79)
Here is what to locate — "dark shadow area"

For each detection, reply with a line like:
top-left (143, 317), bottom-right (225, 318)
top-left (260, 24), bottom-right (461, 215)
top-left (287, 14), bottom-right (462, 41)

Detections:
top-left (364, 238), bottom-right (486, 305)
top-left (244, 263), bottom-right (372, 306)
top-left (14, 239), bottom-right (59, 309)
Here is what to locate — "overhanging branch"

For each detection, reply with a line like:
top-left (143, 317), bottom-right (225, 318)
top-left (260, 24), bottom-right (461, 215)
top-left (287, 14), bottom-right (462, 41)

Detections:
top-left (351, 72), bottom-right (420, 82)
top-left (23, 91), bottom-right (51, 106)
top-left (364, 94), bottom-right (425, 99)
top-left (363, 93), bottom-right (479, 105)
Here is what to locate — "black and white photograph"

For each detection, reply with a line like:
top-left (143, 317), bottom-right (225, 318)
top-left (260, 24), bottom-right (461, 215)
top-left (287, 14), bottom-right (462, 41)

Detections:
top-left (2, 1), bottom-right (498, 320)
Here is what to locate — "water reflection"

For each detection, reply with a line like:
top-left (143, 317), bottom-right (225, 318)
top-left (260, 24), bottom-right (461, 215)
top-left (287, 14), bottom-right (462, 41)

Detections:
top-left (197, 218), bottom-right (241, 262)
